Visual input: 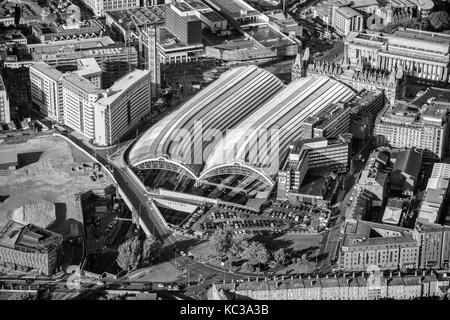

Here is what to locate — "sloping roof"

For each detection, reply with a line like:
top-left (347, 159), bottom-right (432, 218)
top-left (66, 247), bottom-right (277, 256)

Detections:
top-left (392, 148), bottom-right (421, 178)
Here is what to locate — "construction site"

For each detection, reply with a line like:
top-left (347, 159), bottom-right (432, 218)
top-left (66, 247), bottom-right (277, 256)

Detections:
top-left (0, 135), bottom-right (114, 237)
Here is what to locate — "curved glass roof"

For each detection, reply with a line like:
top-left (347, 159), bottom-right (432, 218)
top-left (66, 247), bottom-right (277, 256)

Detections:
top-left (128, 65), bottom-right (285, 172)
top-left (128, 67), bottom-right (356, 182)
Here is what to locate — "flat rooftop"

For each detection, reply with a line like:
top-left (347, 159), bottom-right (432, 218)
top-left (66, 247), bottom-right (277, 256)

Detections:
top-left (336, 6), bottom-right (363, 19)
top-left (0, 151), bottom-right (18, 165)
top-left (96, 69), bottom-right (150, 106)
top-left (0, 220), bottom-right (62, 253)
top-left (343, 220), bottom-right (415, 247)
top-left (76, 58), bottom-right (101, 76)
top-left (106, 6), bottom-right (166, 30)
top-left (62, 73), bottom-right (100, 94)
top-left (393, 28), bottom-right (450, 45)
top-left (185, 0), bottom-right (210, 11)
top-left (30, 62), bottom-right (63, 81)
top-left (202, 10), bottom-right (226, 22)
top-left (27, 36), bottom-right (116, 52)
top-left (173, 1), bottom-right (195, 12)
top-left (205, 0), bottom-right (260, 18)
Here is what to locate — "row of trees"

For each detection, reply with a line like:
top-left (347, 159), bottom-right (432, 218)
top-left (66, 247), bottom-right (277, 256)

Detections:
top-left (379, 11), bottom-right (450, 33)
top-left (116, 235), bottom-right (163, 272)
top-left (210, 228), bottom-right (292, 269)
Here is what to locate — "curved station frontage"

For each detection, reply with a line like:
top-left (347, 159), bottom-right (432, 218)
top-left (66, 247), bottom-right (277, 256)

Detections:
top-left (126, 65), bottom-right (356, 205)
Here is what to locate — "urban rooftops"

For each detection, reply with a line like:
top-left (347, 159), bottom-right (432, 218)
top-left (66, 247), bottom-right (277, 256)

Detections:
top-left (343, 220), bottom-right (416, 247)
top-left (0, 220), bottom-right (62, 254)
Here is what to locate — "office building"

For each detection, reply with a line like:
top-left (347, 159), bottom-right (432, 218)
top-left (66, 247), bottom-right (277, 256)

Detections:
top-left (349, 91), bottom-right (386, 140)
top-left (356, 150), bottom-right (390, 206)
top-left (374, 99), bottom-right (450, 159)
top-left (414, 222), bottom-right (450, 269)
top-left (417, 162), bottom-right (450, 225)
top-left (0, 220), bottom-right (62, 276)
top-left (277, 136), bottom-right (351, 203)
top-left (82, 0), bottom-right (141, 17)
top-left (29, 62), bottom-right (64, 123)
top-left (339, 220), bottom-right (419, 271)
top-left (28, 37), bottom-right (138, 88)
top-left (1, 66), bottom-right (31, 110)
top-left (166, 2), bottom-right (202, 45)
top-left (300, 103), bottom-right (352, 140)
top-left (75, 58), bottom-right (102, 90)
top-left (0, 75), bottom-right (11, 124)
top-left (334, 6), bottom-right (363, 37)
top-left (344, 29), bottom-right (450, 83)
top-left (61, 73), bottom-right (102, 140)
top-left (93, 69), bottom-right (151, 146)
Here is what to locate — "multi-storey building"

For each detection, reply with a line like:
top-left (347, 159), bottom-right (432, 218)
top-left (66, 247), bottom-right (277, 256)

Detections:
top-left (356, 150), bottom-right (390, 206)
top-left (374, 99), bottom-right (450, 159)
top-left (301, 103), bottom-right (352, 140)
top-left (1, 66), bottom-right (31, 111)
top-left (334, 6), bottom-right (363, 37)
top-left (0, 220), bottom-right (62, 276)
top-left (61, 73), bottom-right (101, 140)
top-left (349, 91), bottom-right (386, 140)
top-left (165, 2), bottom-right (202, 45)
top-left (82, 0), bottom-right (141, 17)
top-left (414, 222), bottom-right (450, 269)
top-left (75, 58), bottom-right (102, 90)
top-left (209, 271), bottom-right (446, 300)
top-left (28, 37), bottom-right (137, 89)
top-left (0, 75), bottom-right (10, 124)
top-left (417, 162), bottom-right (450, 224)
top-left (344, 29), bottom-right (450, 83)
top-left (277, 136), bottom-right (351, 202)
top-left (29, 62), bottom-right (64, 123)
top-left (93, 69), bottom-right (151, 146)
top-left (307, 59), bottom-right (405, 105)
top-left (339, 220), bottom-right (419, 271)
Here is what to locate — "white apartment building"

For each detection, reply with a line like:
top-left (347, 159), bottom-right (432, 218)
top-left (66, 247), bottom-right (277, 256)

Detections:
top-left (82, 0), bottom-right (141, 17)
top-left (29, 62), bottom-right (64, 123)
top-left (61, 73), bottom-right (101, 140)
top-left (93, 69), bottom-right (151, 146)
top-left (374, 101), bottom-right (450, 159)
top-left (75, 58), bottom-right (102, 90)
top-left (334, 6), bottom-right (363, 37)
top-left (0, 75), bottom-right (10, 124)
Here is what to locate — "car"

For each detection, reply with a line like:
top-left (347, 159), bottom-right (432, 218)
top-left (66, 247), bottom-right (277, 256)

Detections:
top-left (180, 251), bottom-right (186, 256)
top-left (157, 283), bottom-right (164, 288)
top-left (96, 280), bottom-right (105, 286)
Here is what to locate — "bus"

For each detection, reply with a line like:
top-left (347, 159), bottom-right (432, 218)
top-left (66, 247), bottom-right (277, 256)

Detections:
top-left (53, 124), bottom-right (67, 133)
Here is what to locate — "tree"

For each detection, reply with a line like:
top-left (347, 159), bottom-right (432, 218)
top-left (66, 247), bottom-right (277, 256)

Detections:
top-left (8, 292), bottom-right (35, 300)
top-left (428, 11), bottom-right (450, 31)
top-left (273, 248), bottom-right (287, 266)
top-left (116, 236), bottom-right (142, 272)
top-left (242, 241), bottom-right (271, 267)
top-left (142, 234), bottom-right (162, 266)
top-left (210, 227), bottom-right (233, 259)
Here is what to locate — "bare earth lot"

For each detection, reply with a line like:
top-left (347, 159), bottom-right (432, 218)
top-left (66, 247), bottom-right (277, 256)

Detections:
top-left (0, 136), bottom-right (113, 233)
